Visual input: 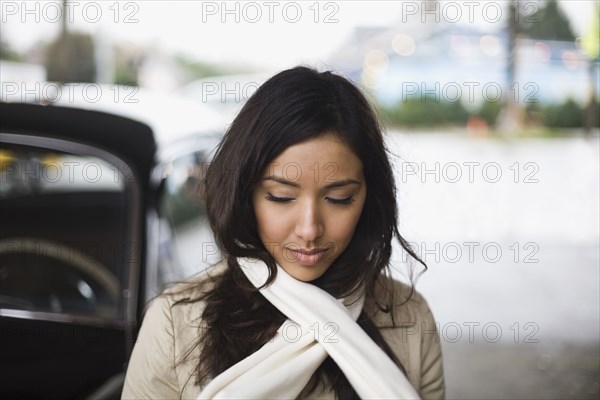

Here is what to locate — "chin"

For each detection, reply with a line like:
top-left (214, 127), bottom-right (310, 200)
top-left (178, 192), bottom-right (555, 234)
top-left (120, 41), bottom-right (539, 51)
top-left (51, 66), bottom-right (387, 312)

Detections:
top-left (279, 262), bottom-right (330, 283)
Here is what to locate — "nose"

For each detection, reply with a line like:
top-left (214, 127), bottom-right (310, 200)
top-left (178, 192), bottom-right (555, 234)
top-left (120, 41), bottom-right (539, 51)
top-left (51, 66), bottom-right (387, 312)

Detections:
top-left (294, 199), bottom-right (323, 242)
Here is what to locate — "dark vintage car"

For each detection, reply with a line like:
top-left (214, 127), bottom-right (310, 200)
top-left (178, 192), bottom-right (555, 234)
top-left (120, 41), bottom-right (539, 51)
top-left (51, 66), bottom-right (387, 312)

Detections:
top-left (0, 92), bottom-right (223, 399)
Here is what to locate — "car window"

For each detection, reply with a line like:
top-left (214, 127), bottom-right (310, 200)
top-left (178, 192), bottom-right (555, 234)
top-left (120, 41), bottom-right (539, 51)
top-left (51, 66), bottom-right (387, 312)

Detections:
top-left (0, 148), bottom-right (123, 198)
top-left (155, 150), bottom-right (220, 288)
top-left (0, 142), bottom-right (130, 321)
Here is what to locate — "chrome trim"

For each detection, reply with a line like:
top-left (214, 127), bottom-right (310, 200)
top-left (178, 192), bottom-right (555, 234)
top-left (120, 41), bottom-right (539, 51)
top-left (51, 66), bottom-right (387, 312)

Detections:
top-left (0, 308), bottom-right (126, 329)
top-left (145, 134), bottom-right (221, 300)
top-left (153, 134), bottom-right (221, 177)
top-left (144, 208), bottom-right (160, 302)
top-left (149, 134), bottom-right (220, 200)
top-left (0, 133), bottom-right (142, 350)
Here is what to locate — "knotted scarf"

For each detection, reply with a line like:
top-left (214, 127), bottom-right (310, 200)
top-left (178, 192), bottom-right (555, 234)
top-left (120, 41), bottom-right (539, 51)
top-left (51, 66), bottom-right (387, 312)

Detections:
top-left (196, 257), bottom-right (420, 399)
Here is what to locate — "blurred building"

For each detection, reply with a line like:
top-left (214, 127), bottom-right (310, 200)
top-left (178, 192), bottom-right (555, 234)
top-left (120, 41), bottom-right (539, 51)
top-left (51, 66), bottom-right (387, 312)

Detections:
top-left (328, 21), bottom-right (596, 108)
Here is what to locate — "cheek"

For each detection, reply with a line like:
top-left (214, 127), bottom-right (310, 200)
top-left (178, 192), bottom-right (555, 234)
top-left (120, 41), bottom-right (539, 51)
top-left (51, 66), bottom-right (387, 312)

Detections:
top-left (329, 202), bottom-right (365, 248)
top-left (253, 200), bottom-right (287, 243)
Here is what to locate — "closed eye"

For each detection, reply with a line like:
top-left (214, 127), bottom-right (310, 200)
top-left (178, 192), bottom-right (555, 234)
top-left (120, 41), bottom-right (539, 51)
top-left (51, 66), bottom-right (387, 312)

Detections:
top-left (326, 197), bottom-right (355, 205)
top-left (266, 193), bottom-right (294, 203)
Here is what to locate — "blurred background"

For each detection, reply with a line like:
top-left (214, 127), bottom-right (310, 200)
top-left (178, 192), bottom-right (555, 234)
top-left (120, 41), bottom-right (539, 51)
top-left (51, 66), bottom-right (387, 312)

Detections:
top-left (1, 0), bottom-right (598, 398)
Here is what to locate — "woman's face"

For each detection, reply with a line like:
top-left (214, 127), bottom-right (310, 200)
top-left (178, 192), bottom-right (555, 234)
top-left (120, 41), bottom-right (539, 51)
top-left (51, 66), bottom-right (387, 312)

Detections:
top-left (252, 132), bottom-right (367, 282)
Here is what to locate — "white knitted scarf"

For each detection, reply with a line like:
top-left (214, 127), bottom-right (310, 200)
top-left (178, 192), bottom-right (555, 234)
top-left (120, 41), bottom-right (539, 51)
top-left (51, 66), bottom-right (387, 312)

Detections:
top-left (196, 257), bottom-right (420, 399)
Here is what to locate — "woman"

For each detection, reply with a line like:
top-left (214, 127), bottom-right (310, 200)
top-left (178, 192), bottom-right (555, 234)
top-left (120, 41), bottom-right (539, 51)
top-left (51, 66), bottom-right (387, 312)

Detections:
top-left (122, 66), bottom-right (444, 399)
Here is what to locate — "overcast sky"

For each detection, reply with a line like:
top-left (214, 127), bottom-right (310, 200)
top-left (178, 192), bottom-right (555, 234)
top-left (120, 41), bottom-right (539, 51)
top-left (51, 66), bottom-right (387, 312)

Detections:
top-left (1, 0), bottom-right (597, 71)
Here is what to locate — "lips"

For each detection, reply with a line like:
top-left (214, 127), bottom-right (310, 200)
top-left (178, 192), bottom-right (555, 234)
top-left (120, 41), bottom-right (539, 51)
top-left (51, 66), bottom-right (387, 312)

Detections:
top-left (294, 248), bottom-right (327, 255)
top-left (285, 247), bottom-right (329, 266)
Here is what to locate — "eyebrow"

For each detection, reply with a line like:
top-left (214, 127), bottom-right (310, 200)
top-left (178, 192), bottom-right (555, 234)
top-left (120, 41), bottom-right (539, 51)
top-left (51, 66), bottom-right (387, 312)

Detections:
top-left (263, 175), bottom-right (361, 189)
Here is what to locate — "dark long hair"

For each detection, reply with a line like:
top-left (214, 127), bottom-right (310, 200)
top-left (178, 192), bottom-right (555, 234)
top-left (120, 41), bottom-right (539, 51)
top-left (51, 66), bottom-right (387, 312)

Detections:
top-left (180, 66), bottom-right (426, 398)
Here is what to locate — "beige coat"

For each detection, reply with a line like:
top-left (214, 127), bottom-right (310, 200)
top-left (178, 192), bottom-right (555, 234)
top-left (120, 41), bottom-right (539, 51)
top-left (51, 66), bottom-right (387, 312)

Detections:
top-left (122, 261), bottom-right (445, 399)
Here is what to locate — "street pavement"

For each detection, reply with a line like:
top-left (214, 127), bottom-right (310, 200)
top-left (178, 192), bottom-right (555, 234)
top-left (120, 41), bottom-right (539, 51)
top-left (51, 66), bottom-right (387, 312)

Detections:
top-left (386, 131), bottom-right (599, 399)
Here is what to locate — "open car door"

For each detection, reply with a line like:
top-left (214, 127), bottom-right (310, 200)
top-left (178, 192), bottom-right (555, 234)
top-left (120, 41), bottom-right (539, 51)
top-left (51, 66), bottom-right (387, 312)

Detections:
top-left (0, 102), bottom-right (155, 399)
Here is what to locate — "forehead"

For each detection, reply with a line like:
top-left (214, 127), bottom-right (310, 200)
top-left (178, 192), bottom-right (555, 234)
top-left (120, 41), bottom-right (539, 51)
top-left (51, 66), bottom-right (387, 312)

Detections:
top-left (264, 134), bottom-right (363, 179)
